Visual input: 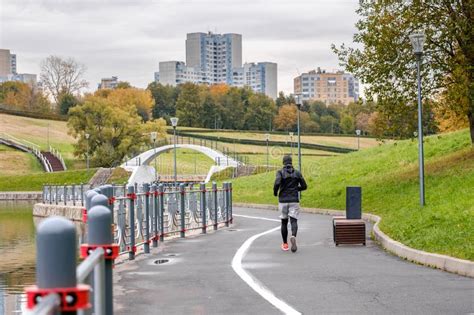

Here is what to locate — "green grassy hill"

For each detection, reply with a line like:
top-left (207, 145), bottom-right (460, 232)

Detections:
top-left (231, 129), bottom-right (474, 260)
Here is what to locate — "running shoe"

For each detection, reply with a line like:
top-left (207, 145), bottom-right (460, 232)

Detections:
top-left (290, 236), bottom-right (297, 253)
top-left (281, 243), bottom-right (289, 251)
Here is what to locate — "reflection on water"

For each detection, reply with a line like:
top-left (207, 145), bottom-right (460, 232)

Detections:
top-left (0, 201), bottom-right (36, 314)
top-left (0, 201), bottom-right (85, 314)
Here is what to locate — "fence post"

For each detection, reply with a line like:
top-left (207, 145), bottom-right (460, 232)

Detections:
top-left (55, 185), bottom-right (58, 205)
top-left (143, 183), bottom-right (151, 254)
top-left (151, 184), bottom-right (158, 247)
top-left (84, 200), bottom-right (117, 315)
top-left (127, 185), bottom-right (136, 260)
top-left (159, 184), bottom-right (165, 241)
top-left (229, 182), bottom-right (233, 224)
top-left (200, 183), bottom-right (207, 234)
top-left (80, 183), bottom-right (84, 206)
top-left (212, 182), bottom-right (218, 230)
top-left (179, 183), bottom-right (186, 238)
top-left (224, 182), bottom-right (229, 227)
top-left (26, 217), bottom-right (89, 313)
top-left (72, 185), bottom-right (76, 206)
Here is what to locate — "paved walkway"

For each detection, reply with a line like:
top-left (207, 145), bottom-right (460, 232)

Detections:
top-left (114, 207), bottom-right (474, 314)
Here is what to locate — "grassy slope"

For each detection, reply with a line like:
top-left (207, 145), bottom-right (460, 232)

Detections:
top-left (0, 145), bottom-right (43, 175)
top-left (190, 131), bottom-right (381, 149)
top-left (0, 169), bottom-right (97, 191)
top-left (231, 129), bottom-right (474, 260)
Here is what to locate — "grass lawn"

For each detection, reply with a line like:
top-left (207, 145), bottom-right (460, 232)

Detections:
top-left (0, 145), bottom-right (43, 175)
top-left (150, 149), bottom-right (215, 175)
top-left (0, 169), bottom-right (97, 191)
top-left (230, 129), bottom-right (474, 261)
top-left (189, 131), bottom-right (382, 149)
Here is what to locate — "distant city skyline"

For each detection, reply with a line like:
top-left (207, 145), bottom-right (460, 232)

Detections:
top-left (0, 0), bottom-right (361, 95)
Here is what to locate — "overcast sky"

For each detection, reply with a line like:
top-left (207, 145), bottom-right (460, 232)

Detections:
top-left (0, 0), bottom-right (361, 94)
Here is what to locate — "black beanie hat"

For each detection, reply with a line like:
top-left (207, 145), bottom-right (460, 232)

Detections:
top-left (283, 155), bottom-right (292, 165)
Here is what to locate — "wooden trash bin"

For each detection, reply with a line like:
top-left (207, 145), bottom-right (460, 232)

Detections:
top-left (333, 219), bottom-right (366, 246)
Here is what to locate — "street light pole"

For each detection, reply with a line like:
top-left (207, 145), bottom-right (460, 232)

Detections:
top-left (410, 32), bottom-right (426, 206)
top-left (289, 132), bottom-right (294, 156)
top-left (150, 132), bottom-right (157, 182)
top-left (295, 96), bottom-right (302, 173)
top-left (170, 117), bottom-right (179, 188)
top-left (85, 133), bottom-right (90, 170)
top-left (356, 129), bottom-right (361, 150)
top-left (265, 133), bottom-right (270, 171)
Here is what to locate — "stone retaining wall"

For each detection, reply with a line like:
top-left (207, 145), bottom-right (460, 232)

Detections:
top-left (0, 191), bottom-right (42, 200)
top-left (33, 203), bottom-right (83, 222)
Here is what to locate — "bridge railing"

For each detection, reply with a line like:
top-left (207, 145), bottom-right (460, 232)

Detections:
top-left (29, 182), bottom-right (233, 313)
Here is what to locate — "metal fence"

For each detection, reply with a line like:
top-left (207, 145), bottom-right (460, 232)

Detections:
top-left (29, 182), bottom-right (233, 314)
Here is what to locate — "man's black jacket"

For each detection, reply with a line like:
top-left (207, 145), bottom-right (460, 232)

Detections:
top-left (273, 164), bottom-right (307, 203)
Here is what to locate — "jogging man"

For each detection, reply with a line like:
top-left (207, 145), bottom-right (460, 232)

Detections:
top-left (273, 155), bottom-right (307, 252)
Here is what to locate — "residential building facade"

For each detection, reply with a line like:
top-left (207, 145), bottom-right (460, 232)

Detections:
top-left (232, 62), bottom-right (277, 99)
top-left (98, 76), bottom-right (118, 89)
top-left (0, 49), bottom-right (37, 85)
top-left (155, 32), bottom-right (277, 98)
top-left (294, 68), bottom-right (359, 105)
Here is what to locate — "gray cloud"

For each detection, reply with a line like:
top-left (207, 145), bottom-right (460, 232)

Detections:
top-left (0, 0), bottom-right (360, 93)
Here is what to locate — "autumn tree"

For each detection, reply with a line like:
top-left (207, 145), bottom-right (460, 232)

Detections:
top-left (40, 56), bottom-right (88, 104)
top-left (332, 1), bottom-right (474, 143)
top-left (68, 95), bottom-right (165, 167)
top-left (0, 81), bottom-right (51, 113)
top-left (273, 104), bottom-right (297, 131)
top-left (147, 82), bottom-right (178, 120)
top-left (104, 88), bottom-right (154, 122)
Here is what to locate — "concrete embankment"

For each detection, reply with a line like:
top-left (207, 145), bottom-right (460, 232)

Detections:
top-left (33, 203), bottom-right (83, 222)
top-left (0, 191), bottom-right (42, 200)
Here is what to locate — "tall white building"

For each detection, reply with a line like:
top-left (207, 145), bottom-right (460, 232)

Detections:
top-left (0, 49), bottom-right (36, 86)
top-left (155, 32), bottom-right (277, 98)
top-left (232, 62), bottom-right (277, 99)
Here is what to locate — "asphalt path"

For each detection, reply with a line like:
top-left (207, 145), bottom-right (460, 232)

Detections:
top-left (114, 207), bottom-right (474, 314)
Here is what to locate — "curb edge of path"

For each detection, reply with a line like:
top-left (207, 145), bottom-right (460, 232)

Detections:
top-left (234, 203), bottom-right (474, 278)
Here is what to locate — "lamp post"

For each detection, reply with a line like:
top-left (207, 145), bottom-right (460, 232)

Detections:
top-left (356, 129), bottom-right (361, 150)
top-left (85, 133), bottom-right (90, 169)
top-left (289, 132), bottom-right (294, 156)
top-left (409, 31), bottom-right (426, 206)
top-left (264, 133), bottom-right (270, 171)
top-left (295, 95), bottom-right (302, 173)
top-left (170, 117), bottom-right (179, 187)
top-left (150, 131), bottom-right (157, 181)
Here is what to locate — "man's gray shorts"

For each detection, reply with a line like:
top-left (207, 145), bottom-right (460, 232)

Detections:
top-left (279, 202), bottom-right (300, 220)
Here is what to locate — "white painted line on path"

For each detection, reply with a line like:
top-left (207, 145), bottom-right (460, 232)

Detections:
top-left (231, 214), bottom-right (302, 315)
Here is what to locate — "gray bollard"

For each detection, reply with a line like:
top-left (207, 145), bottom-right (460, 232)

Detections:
top-left (151, 184), bottom-right (158, 247)
top-left (87, 205), bottom-right (115, 315)
top-left (200, 183), bottom-right (207, 234)
top-left (84, 190), bottom-right (99, 224)
top-left (212, 182), bottom-right (218, 230)
top-left (27, 216), bottom-right (89, 313)
top-left (37, 217), bottom-right (76, 288)
top-left (91, 194), bottom-right (109, 208)
top-left (346, 186), bottom-right (362, 219)
top-left (158, 184), bottom-right (165, 242)
top-left (127, 185), bottom-right (136, 260)
top-left (179, 183), bottom-right (186, 238)
top-left (100, 184), bottom-right (114, 218)
top-left (143, 183), bottom-right (151, 253)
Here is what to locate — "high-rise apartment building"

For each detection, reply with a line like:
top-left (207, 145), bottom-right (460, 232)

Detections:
top-left (0, 49), bottom-right (36, 86)
top-left (294, 68), bottom-right (359, 105)
top-left (232, 62), bottom-right (277, 99)
top-left (186, 32), bottom-right (242, 85)
top-left (155, 32), bottom-right (277, 98)
top-left (0, 49), bottom-right (12, 76)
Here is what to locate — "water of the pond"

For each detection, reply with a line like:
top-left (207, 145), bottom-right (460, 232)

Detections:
top-left (0, 201), bottom-right (35, 314)
top-left (0, 201), bottom-right (85, 314)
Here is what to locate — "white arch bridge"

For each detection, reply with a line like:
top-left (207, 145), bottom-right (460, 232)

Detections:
top-left (121, 144), bottom-right (241, 185)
